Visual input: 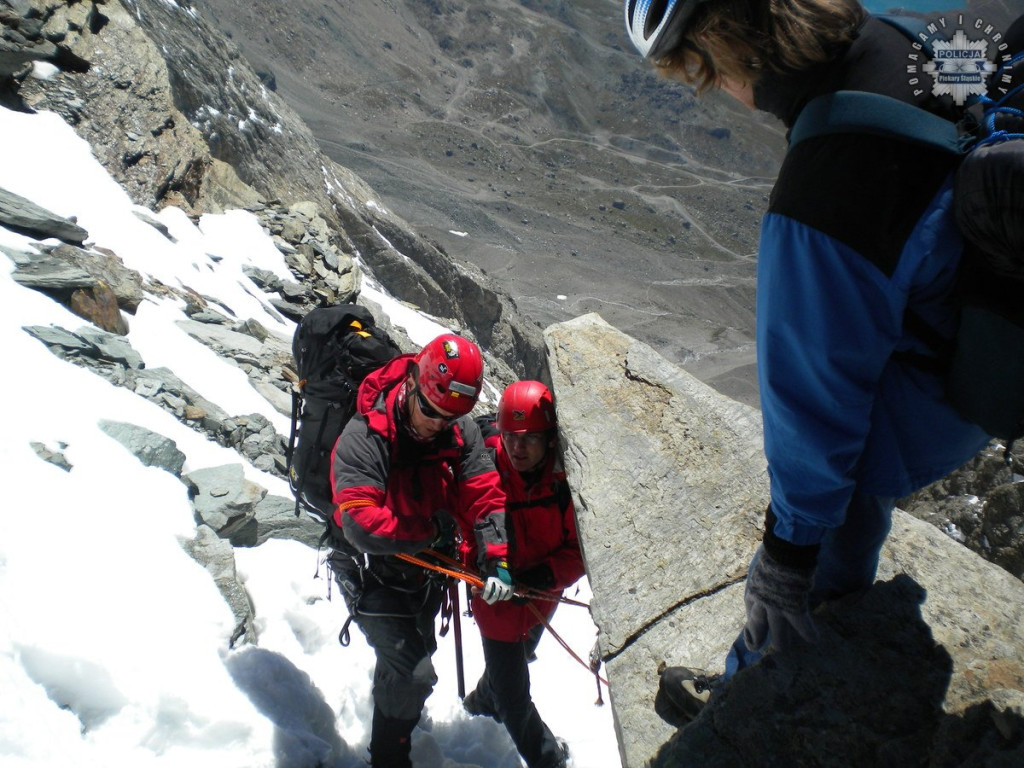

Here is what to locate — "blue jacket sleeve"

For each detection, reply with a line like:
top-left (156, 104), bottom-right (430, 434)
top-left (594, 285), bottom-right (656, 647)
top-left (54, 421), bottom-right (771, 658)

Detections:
top-left (757, 213), bottom-right (905, 546)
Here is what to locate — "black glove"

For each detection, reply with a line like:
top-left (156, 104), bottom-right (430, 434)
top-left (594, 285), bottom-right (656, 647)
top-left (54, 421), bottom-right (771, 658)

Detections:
top-left (743, 545), bottom-right (819, 654)
top-left (516, 563), bottom-right (555, 591)
top-left (510, 563), bottom-right (554, 605)
top-left (431, 509), bottom-right (457, 550)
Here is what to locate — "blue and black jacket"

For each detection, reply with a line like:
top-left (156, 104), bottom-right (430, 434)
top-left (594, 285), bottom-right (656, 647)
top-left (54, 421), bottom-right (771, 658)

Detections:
top-left (754, 15), bottom-right (992, 549)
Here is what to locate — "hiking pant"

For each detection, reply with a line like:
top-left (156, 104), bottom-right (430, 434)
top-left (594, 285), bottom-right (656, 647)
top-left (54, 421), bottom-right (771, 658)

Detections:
top-left (470, 625), bottom-right (564, 768)
top-left (331, 553), bottom-right (444, 765)
top-left (725, 490), bottom-right (897, 677)
top-left (355, 580), bottom-right (443, 719)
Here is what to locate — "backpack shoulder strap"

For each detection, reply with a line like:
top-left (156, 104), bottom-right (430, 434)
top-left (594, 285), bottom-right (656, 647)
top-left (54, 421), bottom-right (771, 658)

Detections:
top-left (790, 90), bottom-right (966, 154)
top-left (554, 476), bottom-right (573, 515)
top-left (503, 476), bottom-right (573, 514)
top-left (875, 13), bottom-right (936, 56)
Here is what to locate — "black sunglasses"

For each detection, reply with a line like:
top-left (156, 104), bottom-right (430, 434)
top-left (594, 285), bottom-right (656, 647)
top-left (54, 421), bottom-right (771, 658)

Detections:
top-left (414, 387), bottom-right (457, 423)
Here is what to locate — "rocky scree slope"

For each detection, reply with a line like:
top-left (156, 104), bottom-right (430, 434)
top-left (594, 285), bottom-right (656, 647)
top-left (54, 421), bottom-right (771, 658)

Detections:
top-left (1, 0), bottom-right (545, 381)
top-left (199, 0), bottom-right (788, 406)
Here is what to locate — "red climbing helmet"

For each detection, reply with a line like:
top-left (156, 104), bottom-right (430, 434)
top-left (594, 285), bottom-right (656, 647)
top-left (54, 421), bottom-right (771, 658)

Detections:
top-left (497, 380), bottom-right (556, 433)
top-left (414, 334), bottom-right (484, 417)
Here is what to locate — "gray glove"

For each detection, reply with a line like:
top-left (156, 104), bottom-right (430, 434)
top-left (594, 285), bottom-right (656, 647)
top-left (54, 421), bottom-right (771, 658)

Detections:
top-left (743, 545), bottom-right (819, 654)
top-left (481, 564), bottom-right (514, 605)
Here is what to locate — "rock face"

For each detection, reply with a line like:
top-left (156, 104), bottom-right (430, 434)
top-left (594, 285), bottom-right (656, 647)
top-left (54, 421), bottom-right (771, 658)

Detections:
top-left (545, 313), bottom-right (766, 653)
top-left (900, 444), bottom-right (1024, 580)
top-left (545, 314), bottom-right (1024, 768)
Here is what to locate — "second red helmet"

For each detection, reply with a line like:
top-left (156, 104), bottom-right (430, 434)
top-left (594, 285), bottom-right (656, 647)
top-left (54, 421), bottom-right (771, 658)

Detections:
top-left (414, 334), bottom-right (484, 417)
top-left (498, 380), bottom-right (556, 433)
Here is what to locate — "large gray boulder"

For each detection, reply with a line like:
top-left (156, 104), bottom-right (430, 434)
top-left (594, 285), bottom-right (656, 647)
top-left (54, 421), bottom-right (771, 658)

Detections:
top-left (184, 463), bottom-right (266, 539)
top-left (228, 493), bottom-right (327, 551)
top-left (545, 314), bottom-right (1024, 768)
top-left (0, 186), bottom-right (87, 243)
top-left (98, 420), bottom-right (186, 476)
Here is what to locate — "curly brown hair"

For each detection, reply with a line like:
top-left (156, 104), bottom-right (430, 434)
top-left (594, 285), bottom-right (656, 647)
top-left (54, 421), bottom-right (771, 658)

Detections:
top-left (655, 0), bottom-right (865, 93)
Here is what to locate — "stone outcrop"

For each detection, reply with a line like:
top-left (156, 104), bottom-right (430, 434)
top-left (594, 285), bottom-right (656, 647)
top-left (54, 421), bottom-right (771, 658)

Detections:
top-left (232, 492), bottom-right (325, 550)
top-left (29, 439), bottom-right (72, 471)
top-left (86, 415), bottom-right (325, 648)
top-left (184, 463), bottom-right (267, 539)
top-left (0, 185), bottom-right (87, 243)
top-left (23, 313), bottom-right (293, 472)
top-left (546, 313), bottom-right (1024, 768)
top-left (900, 443), bottom-right (1024, 580)
top-left (98, 419), bottom-right (186, 474)
top-left (182, 523), bottom-right (257, 648)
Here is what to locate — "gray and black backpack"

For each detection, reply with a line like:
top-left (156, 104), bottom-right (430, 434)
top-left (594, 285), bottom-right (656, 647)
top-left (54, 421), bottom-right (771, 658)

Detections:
top-left (286, 303), bottom-right (400, 525)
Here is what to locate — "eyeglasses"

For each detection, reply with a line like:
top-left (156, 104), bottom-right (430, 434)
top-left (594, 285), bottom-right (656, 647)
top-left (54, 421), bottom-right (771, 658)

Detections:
top-left (502, 432), bottom-right (547, 446)
top-left (414, 388), bottom-right (457, 424)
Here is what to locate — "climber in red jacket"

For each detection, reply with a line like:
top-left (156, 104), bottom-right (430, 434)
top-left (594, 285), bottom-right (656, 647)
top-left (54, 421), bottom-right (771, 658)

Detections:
top-left (463, 380), bottom-right (585, 768)
top-left (329, 333), bottom-right (512, 768)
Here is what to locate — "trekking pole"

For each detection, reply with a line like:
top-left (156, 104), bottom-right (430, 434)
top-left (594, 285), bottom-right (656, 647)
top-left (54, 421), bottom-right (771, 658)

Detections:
top-left (451, 579), bottom-right (466, 699)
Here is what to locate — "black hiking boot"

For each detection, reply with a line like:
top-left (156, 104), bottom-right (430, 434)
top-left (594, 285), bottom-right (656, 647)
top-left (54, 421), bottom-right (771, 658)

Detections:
top-left (462, 687), bottom-right (502, 723)
top-left (654, 667), bottom-right (721, 727)
top-left (556, 738), bottom-right (571, 767)
top-left (369, 706), bottom-right (418, 768)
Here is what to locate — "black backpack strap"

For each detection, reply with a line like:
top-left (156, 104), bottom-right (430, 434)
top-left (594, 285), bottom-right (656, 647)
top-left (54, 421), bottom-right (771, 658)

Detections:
top-left (892, 310), bottom-right (956, 375)
top-left (875, 13), bottom-right (936, 56)
top-left (505, 478), bottom-right (573, 514)
top-left (790, 91), bottom-right (966, 154)
top-left (287, 388), bottom-right (302, 517)
top-left (507, 495), bottom-right (561, 511)
top-left (555, 477), bottom-right (573, 514)
top-left (790, 90), bottom-right (970, 377)
top-left (474, 413), bottom-right (499, 440)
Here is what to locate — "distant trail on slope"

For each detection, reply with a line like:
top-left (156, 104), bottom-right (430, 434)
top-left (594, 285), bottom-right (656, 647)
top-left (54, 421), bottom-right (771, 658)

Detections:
top-left (317, 130), bottom-right (760, 262)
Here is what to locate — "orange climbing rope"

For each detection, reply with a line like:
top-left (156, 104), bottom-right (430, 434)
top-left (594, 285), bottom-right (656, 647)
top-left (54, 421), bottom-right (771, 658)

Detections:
top-left (396, 550), bottom-right (609, 691)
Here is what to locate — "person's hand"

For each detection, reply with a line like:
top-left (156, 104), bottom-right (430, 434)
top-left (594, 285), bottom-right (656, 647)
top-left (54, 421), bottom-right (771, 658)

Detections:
top-left (743, 545), bottom-right (819, 654)
top-left (481, 563), bottom-right (514, 605)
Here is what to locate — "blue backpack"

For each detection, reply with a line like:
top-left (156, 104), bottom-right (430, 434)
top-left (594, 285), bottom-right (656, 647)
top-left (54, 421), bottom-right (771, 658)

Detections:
top-left (790, 16), bottom-right (1024, 446)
